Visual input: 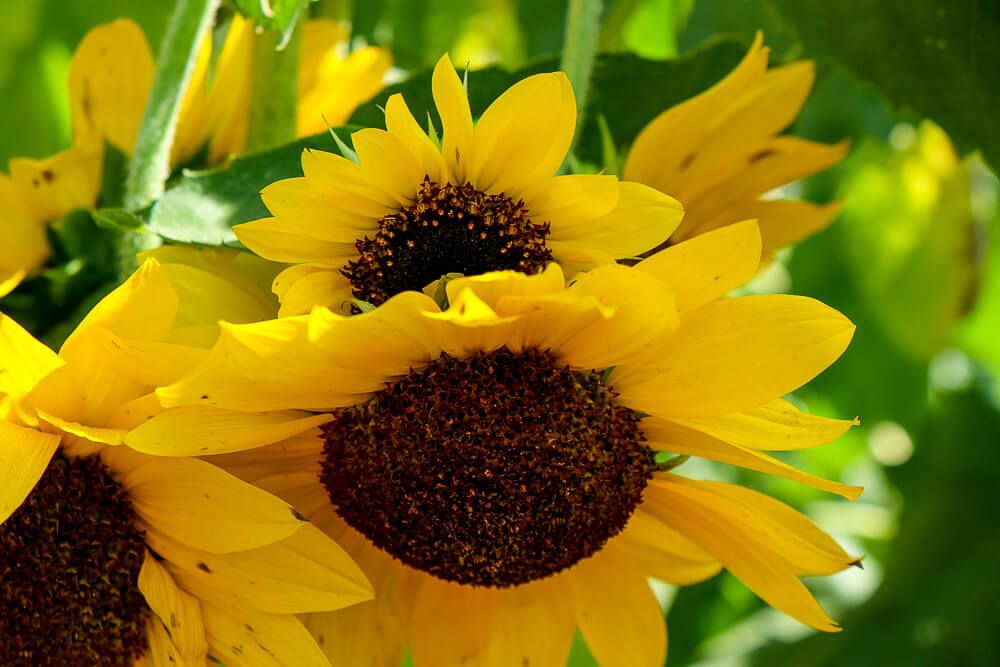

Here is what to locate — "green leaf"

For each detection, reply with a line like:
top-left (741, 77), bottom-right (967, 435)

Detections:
top-left (91, 208), bottom-right (146, 231)
top-left (149, 131), bottom-right (348, 245)
top-left (124, 0), bottom-right (221, 211)
top-left (233, 0), bottom-right (310, 35)
top-left (836, 122), bottom-right (980, 362)
top-left (769, 0), bottom-right (1000, 171)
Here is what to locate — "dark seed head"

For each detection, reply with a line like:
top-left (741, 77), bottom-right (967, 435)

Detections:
top-left (320, 348), bottom-right (653, 587)
top-left (342, 177), bottom-right (553, 306)
top-left (0, 453), bottom-right (150, 666)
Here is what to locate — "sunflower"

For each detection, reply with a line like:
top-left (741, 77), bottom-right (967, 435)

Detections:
top-left (0, 16), bottom-right (389, 297)
top-left (623, 32), bottom-right (849, 259)
top-left (141, 221), bottom-right (862, 665)
top-left (0, 251), bottom-right (372, 665)
top-left (58, 16), bottom-right (391, 168)
top-left (235, 54), bottom-right (684, 316)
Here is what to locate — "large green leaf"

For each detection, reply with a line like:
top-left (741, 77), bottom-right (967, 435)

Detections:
top-left (769, 0), bottom-right (1000, 172)
top-left (148, 131), bottom-right (345, 245)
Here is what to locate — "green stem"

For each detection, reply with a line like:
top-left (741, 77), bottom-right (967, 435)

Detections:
top-left (654, 454), bottom-right (690, 473)
top-left (560, 0), bottom-right (604, 164)
top-left (124, 0), bottom-right (220, 211)
top-left (245, 19), bottom-right (302, 154)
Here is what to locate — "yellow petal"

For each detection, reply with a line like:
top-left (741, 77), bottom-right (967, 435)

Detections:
top-left (615, 509), bottom-right (721, 585)
top-left (680, 138), bottom-right (849, 238)
top-left (0, 313), bottom-right (63, 401)
top-left (106, 392), bottom-right (166, 430)
top-left (140, 616), bottom-right (196, 667)
top-left (138, 550), bottom-right (208, 663)
top-left (469, 71), bottom-right (575, 195)
top-left (384, 93), bottom-right (445, 183)
top-left (0, 270), bottom-right (25, 298)
top-left (696, 480), bottom-right (861, 575)
top-left (351, 127), bottom-right (424, 205)
top-left (87, 327), bottom-right (208, 388)
top-left (616, 294), bottom-right (855, 418)
top-left (0, 174), bottom-right (49, 277)
top-left (408, 577), bottom-right (496, 666)
top-left (643, 416), bottom-right (863, 499)
top-left (37, 409), bottom-right (127, 446)
top-left (303, 603), bottom-right (406, 667)
top-left (0, 421), bottom-right (60, 525)
top-left (161, 293), bottom-right (441, 411)
top-left (551, 264), bottom-right (679, 369)
top-left (689, 198), bottom-right (841, 258)
top-left (674, 398), bottom-right (858, 451)
top-left (637, 219), bottom-right (761, 311)
top-left (157, 262), bottom-right (278, 329)
top-left (644, 476), bottom-right (841, 631)
top-left (260, 177), bottom-right (377, 243)
top-left (551, 182), bottom-right (682, 259)
top-left (68, 18), bottom-right (154, 154)
top-left (432, 54), bottom-right (474, 182)
top-left (481, 578), bottom-right (576, 667)
top-left (275, 267), bottom-right (354, 317)
top-left (673, 61), bottom-right (815, 203)
top-left (150, 523), bottom-right (373, 614)
top-left (522, 174), bottom-right (619, 227)
top-left (9, 141), bottom-right (103, 221)
top-left (203, 15), bottom-right (254, 164)
top-left (300, 147), bottom-right (398, 212)
top-left (235, 217), bottom-right (357, 267)
top-left (624, 32), bottom-right (768, 191)
top-left (567, 547), bottom-right (667, 667)
top-left (120, 456), bottom-right (307, 553)
top-left (126, 406), bottom-right (331, 456)
top-left (202, 601), bottom-right (330, 667)
top-left (298, 44), bottom-right (390, 133)
top-left (63, 258), bottom-right (178, 355)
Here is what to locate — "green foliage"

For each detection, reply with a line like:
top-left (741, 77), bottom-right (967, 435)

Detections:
top-left (124, 0), bottom-right (220, 210)
top-left (838, 123), bottom-right (980, 362)
top-left (770, 0), bottom-right (1000, 172)
top-left (149, 131), bottom-right (346, 245)
top-left (232, 0), bottom-right (310, 34)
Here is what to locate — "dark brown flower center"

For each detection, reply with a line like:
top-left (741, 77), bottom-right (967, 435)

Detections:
top-left (342, 177), bottom-right (552, 306)
top-left (0, 453), bottom-right (149, 666)
top-left (320, 348), bottom-right (653, 587)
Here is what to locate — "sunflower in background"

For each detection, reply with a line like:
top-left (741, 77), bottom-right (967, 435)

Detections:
top-left (133, 221), bottom-right (862, 666)
top-left (0, 15), bottom-right (389, 296)
top-left (624, 32), bottom-right (849, 259)
top-left (0, 251), bottom-right (373, 666)
top-left (235, 54), bottom-right (683, 315)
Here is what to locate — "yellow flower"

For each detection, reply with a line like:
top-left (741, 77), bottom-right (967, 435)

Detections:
top-left (624, 32), bottom-right (849, 258)
top-left (0, 17), bottom-right (389, 296)
top-left (69, 17), bottom-right (391, 167)
top-left (143, 222), bottom-right (861, 666)
top-left (235, 54), bottom-right (684, 316)
top-left (0, 174), bottom-right (51, 295)
top-left (0, 251), bottom-right (371, 665)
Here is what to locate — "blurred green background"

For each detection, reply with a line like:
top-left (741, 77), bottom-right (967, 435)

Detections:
top-left (1, 1), bottom-right (998, 665)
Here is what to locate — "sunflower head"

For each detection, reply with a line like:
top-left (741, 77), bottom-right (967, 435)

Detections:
top-left (321, 345), bottom-right (655, 587)
top-left (0, 247), bottom-right (372, 665)
top-left (237, 54), bottom-right (683, 316)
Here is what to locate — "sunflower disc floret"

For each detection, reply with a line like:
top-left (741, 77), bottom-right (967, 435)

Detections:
top-left (320, 348), bottom-right (654, 587)
top-left (0, 454), bottom-right (149, 667)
